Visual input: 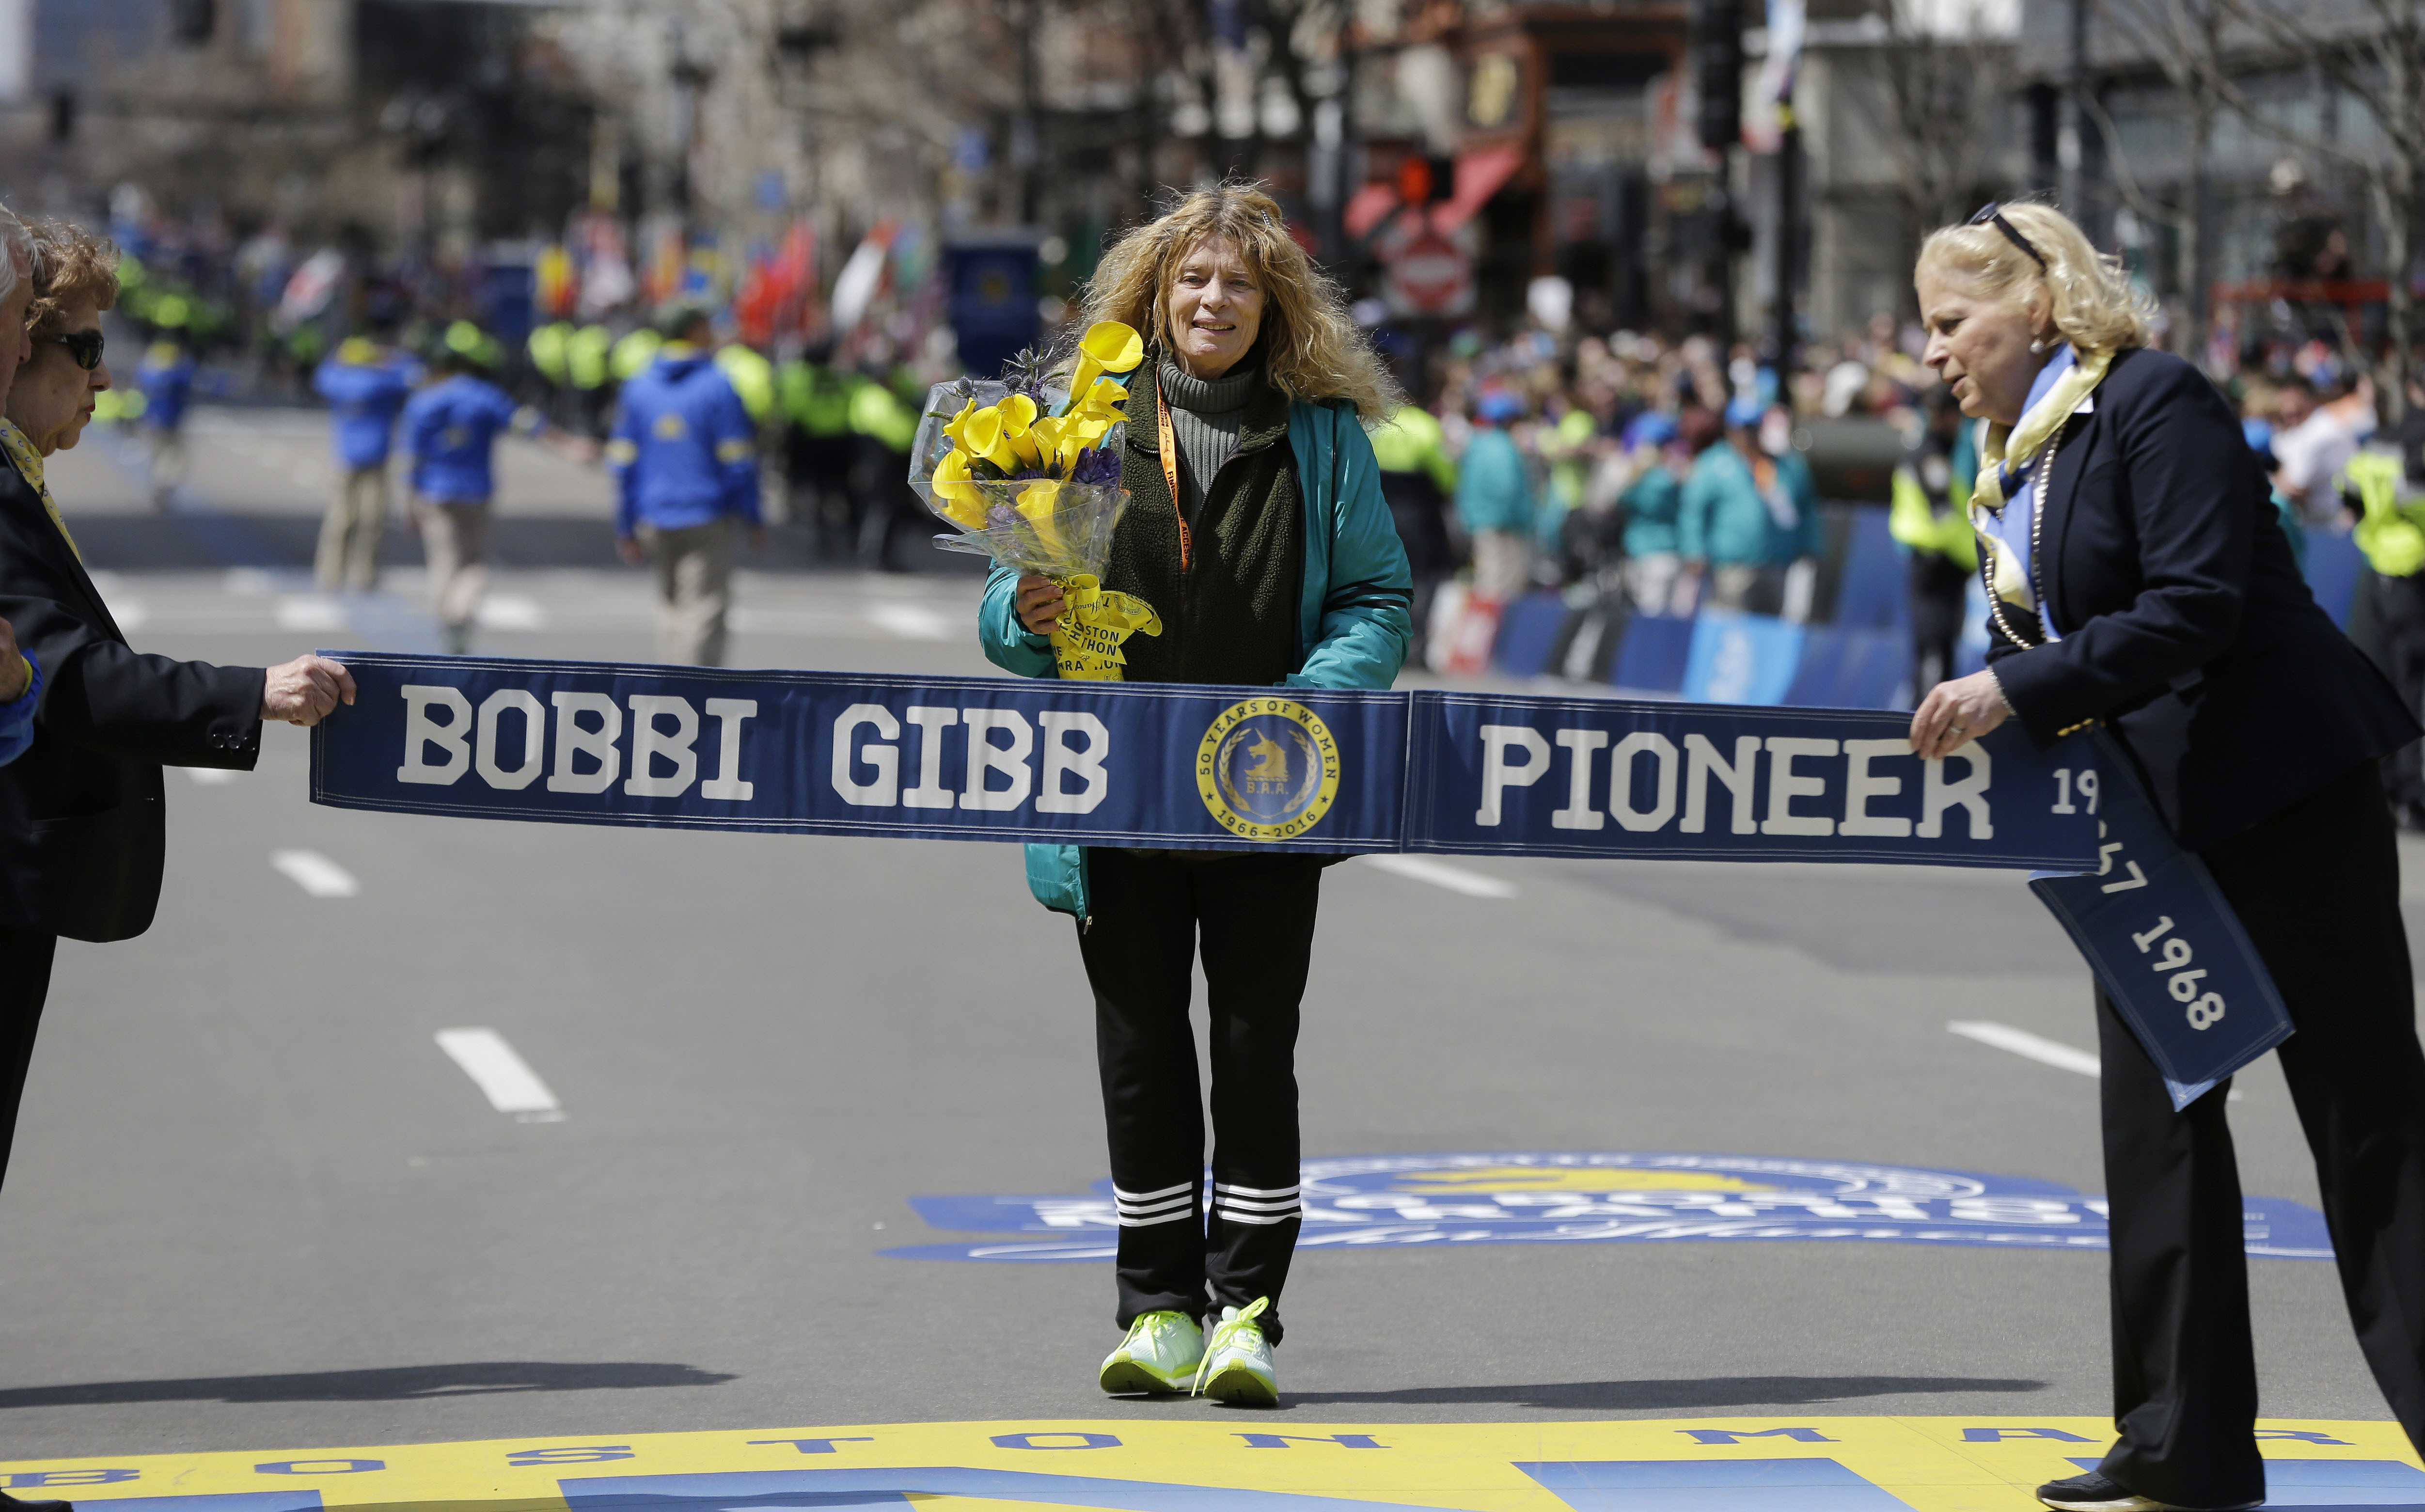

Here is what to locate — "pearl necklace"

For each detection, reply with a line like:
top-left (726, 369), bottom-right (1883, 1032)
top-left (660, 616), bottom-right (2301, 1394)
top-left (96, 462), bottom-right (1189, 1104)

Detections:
top-left (1980, 427), bottom-right (2062, 650)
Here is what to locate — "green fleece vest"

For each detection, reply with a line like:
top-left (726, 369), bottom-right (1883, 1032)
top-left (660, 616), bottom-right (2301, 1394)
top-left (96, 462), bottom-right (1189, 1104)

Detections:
top-left (1102, 366), bottom-right (1304, 687)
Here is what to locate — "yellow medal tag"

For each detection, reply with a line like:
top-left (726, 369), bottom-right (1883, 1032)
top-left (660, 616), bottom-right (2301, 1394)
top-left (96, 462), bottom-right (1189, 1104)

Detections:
top-left (1048, 574), bottom-right (1161, 681)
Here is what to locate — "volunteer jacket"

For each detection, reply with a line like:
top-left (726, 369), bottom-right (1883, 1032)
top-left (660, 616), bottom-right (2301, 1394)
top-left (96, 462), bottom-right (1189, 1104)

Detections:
top-left (1679, 444), bottom-right (1823, 567)
top-left (404, 374), bottom-right (524, 504)
top-left (606, 347), bottom-right (760, 538)
top-left (1454, 426), bottom-right (1531, 535)
top-left (136, 352), bottom-right (195, 431)
top-left (314, 352), bottom-right (420, 468)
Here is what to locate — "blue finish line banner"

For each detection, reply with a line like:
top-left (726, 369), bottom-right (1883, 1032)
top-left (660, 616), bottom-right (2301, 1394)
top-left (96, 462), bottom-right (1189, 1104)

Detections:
top-left (309, 650), bottom-right (2099, 869)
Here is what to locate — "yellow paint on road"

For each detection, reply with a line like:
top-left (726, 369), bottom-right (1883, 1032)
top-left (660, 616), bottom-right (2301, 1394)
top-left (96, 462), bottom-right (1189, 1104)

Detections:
top-left (3, 1417), bottom-right (2413, 1511)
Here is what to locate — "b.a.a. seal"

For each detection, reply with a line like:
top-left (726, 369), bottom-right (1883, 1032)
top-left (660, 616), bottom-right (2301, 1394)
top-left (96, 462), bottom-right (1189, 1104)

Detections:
top-left (1196, 696), bottom-right (1341, 840)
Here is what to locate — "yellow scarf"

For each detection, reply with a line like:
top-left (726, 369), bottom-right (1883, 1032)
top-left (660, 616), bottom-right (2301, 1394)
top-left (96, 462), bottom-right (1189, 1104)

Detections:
top-left (0, 421), bottom-right (76, 562)
top-left (1048, 574), bottom-right (1162, 680)
top-left (1968, 347), bottom-right (2110, 614)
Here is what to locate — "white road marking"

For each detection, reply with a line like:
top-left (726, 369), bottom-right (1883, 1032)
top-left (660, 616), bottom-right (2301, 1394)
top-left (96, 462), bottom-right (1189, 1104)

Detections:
top-left (475, 594), bottom-right (547, 630)
top-left (434, 1028), bottom-right (564, 1121)
top-left (1948, 1020), bottom-right (2100, 1077)
top-left (1949, 1019), bottom-right (2243, 1099)
top-left (185, 767), bottom-right (241, 786)
top-left (269, 850), bottom-right (359, 898)
top-left (1362, 854), bottom-right (1518, 899)
top-left (867, 601), bottom-right (954, 641)
top-left (275, 597), bottom-right (346, 632)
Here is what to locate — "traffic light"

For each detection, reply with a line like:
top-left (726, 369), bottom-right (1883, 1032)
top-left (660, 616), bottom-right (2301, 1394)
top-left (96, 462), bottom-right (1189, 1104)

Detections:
top-left (1396, 154), bottom-right (1456, 206)
top-left (1693, 0), bottom-right (1743, 153)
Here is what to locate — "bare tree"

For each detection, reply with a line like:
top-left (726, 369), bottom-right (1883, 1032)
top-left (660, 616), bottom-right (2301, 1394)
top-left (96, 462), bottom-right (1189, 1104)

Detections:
top-left (2081, 0), bottom-right (2228, 363)
top-left (2209, 0), bottom-right (2425, 415)
top-left (1867, 0), bottom-right (2014, 255)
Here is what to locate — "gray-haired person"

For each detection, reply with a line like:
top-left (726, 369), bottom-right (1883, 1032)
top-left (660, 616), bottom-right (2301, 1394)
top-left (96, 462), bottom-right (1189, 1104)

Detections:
top-left (0, 209), bottom-right (355, 1497)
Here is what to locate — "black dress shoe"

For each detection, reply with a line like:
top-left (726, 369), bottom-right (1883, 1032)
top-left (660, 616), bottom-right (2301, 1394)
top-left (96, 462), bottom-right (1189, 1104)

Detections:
top-left (2034, 1470), bottom-right (2257, 1512)
top-left (0, 1492), bottom-right (72, 1512)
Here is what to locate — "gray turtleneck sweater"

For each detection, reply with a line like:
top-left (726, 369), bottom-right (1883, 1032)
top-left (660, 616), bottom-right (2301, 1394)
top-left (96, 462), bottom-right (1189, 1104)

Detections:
top-left (1158, 356), bottom-right (1258, 523)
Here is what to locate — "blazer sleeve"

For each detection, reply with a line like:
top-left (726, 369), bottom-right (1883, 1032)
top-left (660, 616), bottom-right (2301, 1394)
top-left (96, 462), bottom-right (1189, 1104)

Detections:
top-left (1991, 361), bottom-right (2255, 740)
top-left (1287, 410), bottom-right (1412, 692)
top-left (1, 593), bottom-right (264, 769)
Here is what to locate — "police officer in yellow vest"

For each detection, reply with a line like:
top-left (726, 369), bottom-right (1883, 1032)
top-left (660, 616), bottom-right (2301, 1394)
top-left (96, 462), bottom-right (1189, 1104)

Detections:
top-left (846, 362), bottom-right (922, 571)
top-left (1890, 388), bottom-right (1980, 692)
top-left (1370, 403), bottom-right (1458, 665)
top-left (2348, 446), bottom-right (2425, 826)
top-left (714, 338), bottom-right (779, 525)
top-left (778, 346), bottom-right (862, 559)
top-left (567, 322), bottom-right (614, 437)
top-left (528, 319), bottom-right (574, 427)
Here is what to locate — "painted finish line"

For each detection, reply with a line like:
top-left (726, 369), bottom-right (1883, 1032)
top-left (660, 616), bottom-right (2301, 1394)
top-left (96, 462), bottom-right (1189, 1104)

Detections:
top-left (11, 1417), bottom-right (2418, 1512)
top-left (889, 1151), bottom-right (2332, 1262)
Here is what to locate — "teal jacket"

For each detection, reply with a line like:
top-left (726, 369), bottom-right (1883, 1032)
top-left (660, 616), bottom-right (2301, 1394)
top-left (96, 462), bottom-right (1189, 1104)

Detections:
top-left (1454, 426), bottom-right (1531, 535)
top-left (1620, 465), bottom-right (1682, 558)
top-left (1678, 444), bottom-right (1823, 567)
top-left (977, 396), bottom-right (1414, 923)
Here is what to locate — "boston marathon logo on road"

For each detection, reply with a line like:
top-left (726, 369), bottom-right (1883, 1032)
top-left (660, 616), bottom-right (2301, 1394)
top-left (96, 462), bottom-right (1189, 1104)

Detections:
top-left (1197, 697), bottom-right (1340, 840)
top-left (888, 1150), bottom-right (2331, 1262)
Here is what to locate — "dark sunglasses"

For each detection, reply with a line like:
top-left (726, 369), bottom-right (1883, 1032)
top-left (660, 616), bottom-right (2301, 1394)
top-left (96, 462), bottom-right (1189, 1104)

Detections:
top-left (44, 330), bottom-right (103, 371)
top-left (1969, 202), bottom-right (2048, 270)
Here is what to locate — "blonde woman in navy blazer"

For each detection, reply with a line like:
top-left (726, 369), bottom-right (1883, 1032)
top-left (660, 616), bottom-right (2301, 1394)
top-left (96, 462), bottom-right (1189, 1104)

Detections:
top-left (1909, 202), bottom-right (2422, 1512)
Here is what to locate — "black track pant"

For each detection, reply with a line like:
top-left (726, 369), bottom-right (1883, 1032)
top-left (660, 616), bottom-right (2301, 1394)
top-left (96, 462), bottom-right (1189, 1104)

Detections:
top-left (1077, 848), bottom-right (1321, 1345)
top-left (2096, 763), bottom-right (2425, 1509)
top-left (1908, 551), bottom-right (1970, 693)
top-left (0, 924), bottom-right (55, 1190)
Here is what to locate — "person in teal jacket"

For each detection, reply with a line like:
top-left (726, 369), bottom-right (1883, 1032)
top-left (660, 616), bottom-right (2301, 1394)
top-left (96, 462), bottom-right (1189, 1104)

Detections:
top-left (1617, 408), bottom-right (1697, 615)
top-left (1453, 389), bottom-right (1532, 602)
top-left (1679, 395), bottom-right (1823, 615)
top-left (978, 186), bottom-right (1410, 1411)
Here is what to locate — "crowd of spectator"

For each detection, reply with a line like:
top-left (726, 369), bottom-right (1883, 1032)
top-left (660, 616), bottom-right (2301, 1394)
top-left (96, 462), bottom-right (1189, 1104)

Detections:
top-left (1361, 311), bottom-right (2425, 675)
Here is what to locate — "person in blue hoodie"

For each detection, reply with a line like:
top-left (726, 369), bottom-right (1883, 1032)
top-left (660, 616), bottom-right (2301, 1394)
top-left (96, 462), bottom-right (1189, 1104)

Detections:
top-left (311, 332), bottom-right (422, 591)
top-left (134, 337), bottom-right (194, 511)
top-left (606, 306), bottom-right (760, 666)
top-left (403, 337), bottom-right (586, 653)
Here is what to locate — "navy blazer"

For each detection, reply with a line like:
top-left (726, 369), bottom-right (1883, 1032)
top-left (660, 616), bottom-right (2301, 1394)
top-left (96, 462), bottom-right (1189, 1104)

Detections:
top-left (1988, 346), bottom-right (2417, 849)
top-left (0, 461), bottom-right (263, 941)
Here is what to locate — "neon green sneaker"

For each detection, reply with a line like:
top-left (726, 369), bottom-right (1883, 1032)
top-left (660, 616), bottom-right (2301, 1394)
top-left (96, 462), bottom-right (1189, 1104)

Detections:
top-left (1192, 1297), bottom-right (1277, 1406)
top-left (1099, 1308), bottom-right (1204, 1395)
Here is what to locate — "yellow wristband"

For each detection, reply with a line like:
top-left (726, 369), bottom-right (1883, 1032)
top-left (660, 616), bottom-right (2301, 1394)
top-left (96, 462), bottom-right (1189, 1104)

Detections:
top-left (8, 656), bottom-right (29, 702)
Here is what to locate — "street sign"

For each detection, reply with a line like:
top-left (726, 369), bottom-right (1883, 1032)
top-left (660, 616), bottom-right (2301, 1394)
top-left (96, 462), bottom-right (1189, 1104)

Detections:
top-left (1377, 215), bottom-right (1475, 317)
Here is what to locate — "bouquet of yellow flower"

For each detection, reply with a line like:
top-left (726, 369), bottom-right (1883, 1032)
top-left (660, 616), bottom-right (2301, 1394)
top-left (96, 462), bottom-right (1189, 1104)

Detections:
top-left (910, 320), bottom-right (1162, 679)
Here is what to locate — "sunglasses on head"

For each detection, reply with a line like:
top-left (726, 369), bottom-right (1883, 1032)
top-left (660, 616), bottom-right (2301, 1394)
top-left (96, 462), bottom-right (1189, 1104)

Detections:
top-left (1968, 202), bottom-right (2049, 270)
top-left (44, 330), bottom-right (104, 371)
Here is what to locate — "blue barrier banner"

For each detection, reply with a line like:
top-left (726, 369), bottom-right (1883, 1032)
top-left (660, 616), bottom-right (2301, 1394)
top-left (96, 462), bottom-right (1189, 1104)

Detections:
top-left (308, 652), bottom-right (1409, 853)
top-left (311, 652), bottom-right (2108, 870)
top-left (2028, 730), bottom-right (2294, 1109)
top-left (1682, 612), bottom-right (1806, 706)
top-left (1403, 691), bottom-right (2099, 869)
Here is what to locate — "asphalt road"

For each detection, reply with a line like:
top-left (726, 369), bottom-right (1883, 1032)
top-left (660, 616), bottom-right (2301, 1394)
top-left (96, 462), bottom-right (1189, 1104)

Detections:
top-left (0, 408), bottom-right (2405, 1458)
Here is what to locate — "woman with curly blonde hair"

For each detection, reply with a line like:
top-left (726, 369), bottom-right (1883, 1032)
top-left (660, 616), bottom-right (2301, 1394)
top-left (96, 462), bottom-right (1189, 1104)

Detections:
top-left (1908, 201), bottom-right (2423, 1512)
top-left (979, 183), bottom-right (1414, 1407)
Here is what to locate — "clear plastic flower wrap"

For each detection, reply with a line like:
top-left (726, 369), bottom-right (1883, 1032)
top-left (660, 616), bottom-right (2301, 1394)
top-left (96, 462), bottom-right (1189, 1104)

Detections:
top-left (907, 323), bottom-right (1165, 678)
